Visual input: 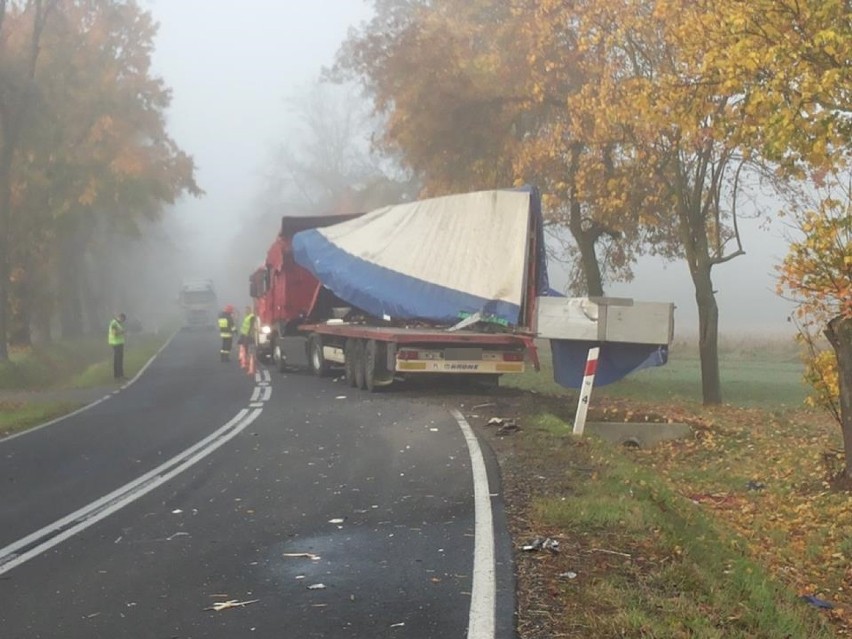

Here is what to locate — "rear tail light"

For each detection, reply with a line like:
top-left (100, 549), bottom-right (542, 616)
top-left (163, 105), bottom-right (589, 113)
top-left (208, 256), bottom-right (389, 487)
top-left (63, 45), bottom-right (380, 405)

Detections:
top-left (398, 349), bottom-right (419, 360)
top-left (503, 352), bottom-right (524, 362)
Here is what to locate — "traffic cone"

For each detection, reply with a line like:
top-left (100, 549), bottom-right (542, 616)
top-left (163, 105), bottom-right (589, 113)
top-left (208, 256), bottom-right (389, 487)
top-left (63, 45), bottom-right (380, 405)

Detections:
top-left (247, 351), bottom-right (256, 376)
top-left (239, 344), bottom-right (246, 368)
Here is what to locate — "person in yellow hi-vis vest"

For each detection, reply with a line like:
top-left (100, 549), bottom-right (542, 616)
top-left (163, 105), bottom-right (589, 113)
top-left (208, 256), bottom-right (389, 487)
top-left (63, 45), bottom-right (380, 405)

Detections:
top-left (218, 304), bottom-right (236, 362)
top-left (108, 312), bottom-right (127, 380)
top-left (238, 306), bottom-right (256, 368)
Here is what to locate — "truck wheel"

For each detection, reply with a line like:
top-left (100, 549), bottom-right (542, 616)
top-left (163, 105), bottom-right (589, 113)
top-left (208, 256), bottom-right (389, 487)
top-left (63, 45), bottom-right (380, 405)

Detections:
top-left (353, 340), bottom-right (367, 390)
top-left (308, 334), bottom-right (328, 377)
top-left (273, 342), bottom-right (286, 374)
top-left (364, 340), bottom-right (378, 392)
top-left (344, 339), bottom-right (358, 387)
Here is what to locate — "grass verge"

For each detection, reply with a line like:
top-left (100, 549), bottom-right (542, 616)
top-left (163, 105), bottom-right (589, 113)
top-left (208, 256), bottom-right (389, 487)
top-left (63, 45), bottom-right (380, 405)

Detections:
top-left (489, 409), bottom-right (839, 638)
top-left (0, 401), bottom-right (83, 436)
top-left (0, 331), bottom-right (171, 438)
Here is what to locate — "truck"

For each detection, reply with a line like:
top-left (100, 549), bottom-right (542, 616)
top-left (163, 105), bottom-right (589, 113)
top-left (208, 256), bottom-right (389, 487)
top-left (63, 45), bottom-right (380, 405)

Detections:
top-left (178, 279), bottom-right (218, 330)
top-left (250, 186), bottom-right (674, 391)
top-left (249, 188), bottom-right (548, 389)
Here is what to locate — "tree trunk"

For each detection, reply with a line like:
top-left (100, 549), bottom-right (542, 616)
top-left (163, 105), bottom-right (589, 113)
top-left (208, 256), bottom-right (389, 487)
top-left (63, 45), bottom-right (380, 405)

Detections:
top-left (0, 0), bottom-right (54, 358)
top-left (825, 316), bottom-right (852, 480)
top-left (9, 265), bottom-right (32, 346)
top-left (692, 261), bottom-right (722, 405)
top-left (0, 166), bottom-right (11, 359)
top-left (57, 231), bottom-right (85, 338)
top-left (575, 230), bottom-right (604, 297)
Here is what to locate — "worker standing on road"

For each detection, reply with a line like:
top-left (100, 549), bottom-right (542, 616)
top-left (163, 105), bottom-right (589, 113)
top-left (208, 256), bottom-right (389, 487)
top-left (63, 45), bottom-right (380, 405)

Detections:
top-left (218, 304), bottom-right (237, 362)
top-left (238, 305), bottom-right (256, 367)
top-left (108, 312), bottom-right (127, 380)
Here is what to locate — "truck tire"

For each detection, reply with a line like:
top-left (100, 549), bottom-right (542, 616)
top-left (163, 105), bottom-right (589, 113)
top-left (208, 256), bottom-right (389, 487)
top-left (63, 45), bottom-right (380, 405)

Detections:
top-left (273, 341), bottom-right (286, 374)
top-left (308, 334), bottom-right (329, 377)
top-left (344, 339), bottom-right (358, 387)
top-left (353, 340), bottom-right (366, 390)
top-left (364, 339), bottom-right (378, 392)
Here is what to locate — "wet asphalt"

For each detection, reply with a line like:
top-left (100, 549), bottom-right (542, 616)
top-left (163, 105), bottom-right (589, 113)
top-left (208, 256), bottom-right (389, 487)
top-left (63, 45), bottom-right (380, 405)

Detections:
top-left (0, 329), bottom-right (515, 638)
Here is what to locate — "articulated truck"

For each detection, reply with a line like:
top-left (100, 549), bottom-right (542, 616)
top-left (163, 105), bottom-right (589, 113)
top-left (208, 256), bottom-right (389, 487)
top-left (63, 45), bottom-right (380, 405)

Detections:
top-left (249, 187), bottom-right (674, 391)
top-left (250, 188), bottom-right (547, 389)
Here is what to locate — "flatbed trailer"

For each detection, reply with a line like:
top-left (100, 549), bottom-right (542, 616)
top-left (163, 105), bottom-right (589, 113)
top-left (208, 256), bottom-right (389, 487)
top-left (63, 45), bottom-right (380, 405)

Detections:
top-left (298, 322), bottom-right (540, 392)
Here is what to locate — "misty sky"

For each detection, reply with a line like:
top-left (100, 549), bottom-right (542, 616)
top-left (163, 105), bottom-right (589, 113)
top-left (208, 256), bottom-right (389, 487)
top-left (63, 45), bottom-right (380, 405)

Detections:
top-left (146, 0), bottom-right (797, 338)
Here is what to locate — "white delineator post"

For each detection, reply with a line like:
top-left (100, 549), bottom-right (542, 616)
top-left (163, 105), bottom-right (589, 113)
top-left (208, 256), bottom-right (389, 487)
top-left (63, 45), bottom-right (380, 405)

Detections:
top-left (573, 347), bottom-right (600, 435)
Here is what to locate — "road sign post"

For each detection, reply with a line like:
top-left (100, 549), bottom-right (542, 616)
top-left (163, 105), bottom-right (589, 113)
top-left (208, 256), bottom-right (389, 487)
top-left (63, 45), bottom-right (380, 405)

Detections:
top-left (573, 346), bottom-right (600, 435)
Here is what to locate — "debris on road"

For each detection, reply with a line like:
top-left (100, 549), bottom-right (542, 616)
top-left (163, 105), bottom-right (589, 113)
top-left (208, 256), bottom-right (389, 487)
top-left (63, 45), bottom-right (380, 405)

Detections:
top-left (558, 571), bottom-right (578, 580)
top-left (204, 599), bottom-right (259, 612)
top-left (166, 531), bottom-right (189, 541)
top-left (522, 537), bottom-right (560, 553)
top-left (497, 420), bottom-right (520, 436)
top-left (283, 552), bottom-right (321, 561)
top-left (800, 595), bottom-right (834, 609)
top-left (473, 402), bottom-right (496, 410)
top-left (307, 583), bottom-right (326, 590)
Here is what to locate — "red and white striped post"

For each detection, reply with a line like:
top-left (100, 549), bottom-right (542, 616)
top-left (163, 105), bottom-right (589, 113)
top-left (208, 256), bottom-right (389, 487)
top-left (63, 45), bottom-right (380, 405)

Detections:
top-left (573, 347), bottom-right (600, 436)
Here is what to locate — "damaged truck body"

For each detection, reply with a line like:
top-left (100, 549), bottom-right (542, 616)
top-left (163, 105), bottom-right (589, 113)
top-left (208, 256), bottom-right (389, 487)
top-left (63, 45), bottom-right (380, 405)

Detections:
top-left (249, 186), bottom-right (674, 391)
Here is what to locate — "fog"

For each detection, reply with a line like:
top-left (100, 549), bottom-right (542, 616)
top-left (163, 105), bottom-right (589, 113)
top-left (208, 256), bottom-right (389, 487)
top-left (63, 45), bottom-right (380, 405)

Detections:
top-left (137, 0), bottom-right (373, 326)
top-left (139, 0), bottom-right (797, 340)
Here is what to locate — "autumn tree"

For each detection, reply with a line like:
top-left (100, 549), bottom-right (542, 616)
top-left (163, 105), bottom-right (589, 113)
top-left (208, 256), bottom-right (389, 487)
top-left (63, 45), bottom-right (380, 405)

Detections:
top-left (0, 0), bottom-right (198, 345)
top-left (334, 0), bottom-right (659, 296)
top-left (688, 0), bottom-right (851, 469)
top-left (0, 0), bottom-right (56, 358)
top-left (777, 179), bottom-right (851, 479)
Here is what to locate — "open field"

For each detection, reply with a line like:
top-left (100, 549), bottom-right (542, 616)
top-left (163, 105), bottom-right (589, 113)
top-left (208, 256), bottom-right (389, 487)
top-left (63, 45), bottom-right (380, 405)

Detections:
top-left (505, 335), bottom-right (808, 409)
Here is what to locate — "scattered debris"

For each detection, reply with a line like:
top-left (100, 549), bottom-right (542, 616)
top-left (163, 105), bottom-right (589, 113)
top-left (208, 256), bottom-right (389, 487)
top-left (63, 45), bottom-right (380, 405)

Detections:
top-left (800, 595), bottom-right (834, 609)
top-left (166, 532), bottom-right (189, 541)
top-left (283, 552), bottom-right (321, 561)
top-left (171, 509), bottom-right (183, 514)
top-left (335, 396), bottom-right (347, 400)
top-left (329, 518), bottom-right (345, 524)
top-left (486, 417), bottom-right (505, 426)
top-left (307, 583), bottom-right (326, 590)
top-left (746, 480), bottom-right (766, 491)
top-left (390, 622), bottom-right (405, 628)
top-left (205, 599), bottom-right (260, 612)
top-left (497, 419), bottom-right (520, 436)
top-left (558, 571), bottom-right (578, 580)
top-left (590, 547), bottom-right (632, 559)
top-left (522, 537), bottom-right (560, 553)
top-left (473, 402), bottom-right (496, 410)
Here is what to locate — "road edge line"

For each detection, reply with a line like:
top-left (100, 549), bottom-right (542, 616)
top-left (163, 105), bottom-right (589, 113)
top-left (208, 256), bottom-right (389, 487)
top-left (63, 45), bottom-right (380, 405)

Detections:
top-left (451, 408), bottom-right (496, 639)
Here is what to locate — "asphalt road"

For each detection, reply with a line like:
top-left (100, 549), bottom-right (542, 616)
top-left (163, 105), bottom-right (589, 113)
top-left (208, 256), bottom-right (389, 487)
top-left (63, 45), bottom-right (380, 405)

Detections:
top-left (0, 329), bottom-right (515, 638)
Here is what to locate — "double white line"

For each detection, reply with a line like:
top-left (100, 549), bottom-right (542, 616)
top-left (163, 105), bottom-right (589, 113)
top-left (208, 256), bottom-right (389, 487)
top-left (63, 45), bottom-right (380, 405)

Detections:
top-left (0, 407), bottom-right (262, 575)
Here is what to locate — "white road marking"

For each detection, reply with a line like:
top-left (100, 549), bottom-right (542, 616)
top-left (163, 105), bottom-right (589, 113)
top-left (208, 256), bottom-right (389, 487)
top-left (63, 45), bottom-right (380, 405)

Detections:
top-left (250, 387), bottom-right (261, 402)
top-left (0, 408), bottom-right (262, 575)
top-left (450, 409), bottom-right (496, 639)
top-left (258, 386), bottom-right (271, 402)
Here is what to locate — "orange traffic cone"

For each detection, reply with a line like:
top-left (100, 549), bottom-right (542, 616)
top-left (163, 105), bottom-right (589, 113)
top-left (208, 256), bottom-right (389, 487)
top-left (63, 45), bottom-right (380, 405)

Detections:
top-left (247, 351), bottom-right (255, 376)
top-left (239, 344), bottom-right (246, 369)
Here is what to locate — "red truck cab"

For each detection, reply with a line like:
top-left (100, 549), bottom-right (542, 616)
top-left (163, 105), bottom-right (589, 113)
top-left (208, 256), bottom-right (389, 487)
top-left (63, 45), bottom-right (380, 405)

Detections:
top-left (250, 214), bottom-right (361, 369)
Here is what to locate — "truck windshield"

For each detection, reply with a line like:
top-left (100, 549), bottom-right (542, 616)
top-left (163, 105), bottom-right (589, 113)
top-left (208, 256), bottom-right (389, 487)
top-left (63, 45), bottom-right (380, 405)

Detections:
top-left (181, 291), bottom-right (216, 304)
